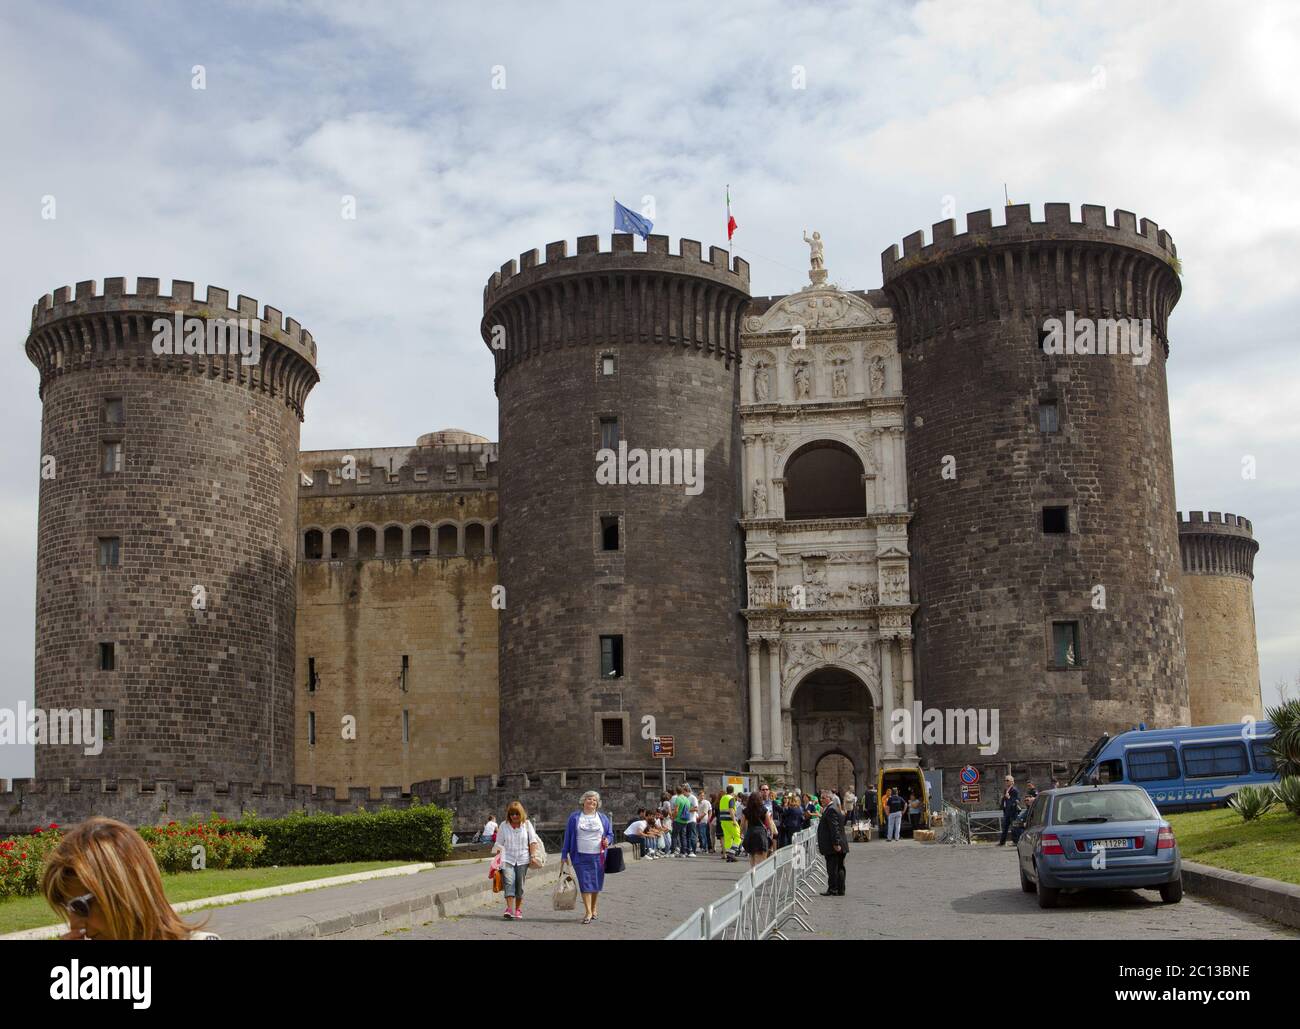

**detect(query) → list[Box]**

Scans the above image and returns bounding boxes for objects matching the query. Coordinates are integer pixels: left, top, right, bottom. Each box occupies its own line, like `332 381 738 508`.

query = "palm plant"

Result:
1228 785 1276 821
1264 698 1300 778
1273 776 1300 817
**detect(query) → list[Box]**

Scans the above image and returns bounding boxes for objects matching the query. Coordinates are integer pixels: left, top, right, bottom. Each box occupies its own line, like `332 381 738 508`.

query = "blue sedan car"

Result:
1016 784 1182 909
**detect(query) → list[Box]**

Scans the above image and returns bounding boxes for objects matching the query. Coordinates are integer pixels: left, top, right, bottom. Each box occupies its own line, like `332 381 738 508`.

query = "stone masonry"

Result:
1178 511 1262 725
24 279 317 784
882 205 1190 789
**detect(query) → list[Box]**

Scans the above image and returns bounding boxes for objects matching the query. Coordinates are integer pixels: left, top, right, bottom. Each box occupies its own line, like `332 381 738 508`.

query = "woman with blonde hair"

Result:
42 817 217 940
560 789 613 924
491 800 541 920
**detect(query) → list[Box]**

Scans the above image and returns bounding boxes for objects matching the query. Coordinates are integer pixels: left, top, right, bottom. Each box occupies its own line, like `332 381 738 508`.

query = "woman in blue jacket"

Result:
561 790 614 924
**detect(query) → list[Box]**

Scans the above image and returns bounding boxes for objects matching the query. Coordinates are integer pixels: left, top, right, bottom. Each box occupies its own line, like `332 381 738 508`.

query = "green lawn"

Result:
1167 807 1300 885
0 860 412 935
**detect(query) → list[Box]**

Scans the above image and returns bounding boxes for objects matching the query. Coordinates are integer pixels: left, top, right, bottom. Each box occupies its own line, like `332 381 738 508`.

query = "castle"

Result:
9 202 1264 831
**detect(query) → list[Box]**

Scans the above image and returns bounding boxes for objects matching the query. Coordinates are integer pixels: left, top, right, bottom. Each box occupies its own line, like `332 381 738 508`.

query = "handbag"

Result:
530 825 548 868
553 867 579 911
491 868 504 893
604 845 625 874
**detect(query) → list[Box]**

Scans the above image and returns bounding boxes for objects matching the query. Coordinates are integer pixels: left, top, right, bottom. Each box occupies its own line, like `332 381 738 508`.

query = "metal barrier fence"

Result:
936 804 971 845
664 826 822 940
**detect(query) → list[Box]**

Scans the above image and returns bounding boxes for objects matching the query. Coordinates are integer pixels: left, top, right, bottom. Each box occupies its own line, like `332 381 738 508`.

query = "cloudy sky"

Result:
1 0 1296 777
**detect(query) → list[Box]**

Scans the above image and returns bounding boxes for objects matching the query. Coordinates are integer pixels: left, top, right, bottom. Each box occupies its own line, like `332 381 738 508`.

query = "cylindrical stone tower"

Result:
26 278 319 782
482 234 749 772
881 204 1189 770
1178 510 1262 725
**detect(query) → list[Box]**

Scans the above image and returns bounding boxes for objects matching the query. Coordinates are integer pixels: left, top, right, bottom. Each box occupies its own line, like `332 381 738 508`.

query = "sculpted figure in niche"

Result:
754 365 770 402
832 365 849 398
752 481 768 516
793 363 811 399
869 356 886 395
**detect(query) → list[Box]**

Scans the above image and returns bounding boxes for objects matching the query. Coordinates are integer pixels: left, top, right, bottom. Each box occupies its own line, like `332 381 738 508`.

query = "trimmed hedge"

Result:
231 802 452 866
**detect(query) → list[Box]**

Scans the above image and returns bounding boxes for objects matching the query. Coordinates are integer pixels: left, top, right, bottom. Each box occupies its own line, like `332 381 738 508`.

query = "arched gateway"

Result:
792 666 877 796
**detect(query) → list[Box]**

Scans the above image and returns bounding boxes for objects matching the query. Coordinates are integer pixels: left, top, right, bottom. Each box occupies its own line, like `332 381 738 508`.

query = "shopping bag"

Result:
553 867 579 910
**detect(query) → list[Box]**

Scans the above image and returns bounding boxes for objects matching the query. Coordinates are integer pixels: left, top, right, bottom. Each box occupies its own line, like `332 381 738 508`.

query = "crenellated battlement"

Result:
299 441 499 495
1177 511 1259 579
24 277 319 418
484 233 749 308
1178 510 1254 537
29 277 318 364
481 234 751 382
881 203 1177 280
879 203 1182 351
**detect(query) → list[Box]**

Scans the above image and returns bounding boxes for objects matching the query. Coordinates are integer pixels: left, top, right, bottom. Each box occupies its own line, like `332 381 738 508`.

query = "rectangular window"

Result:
600 634 624 679
1051 621 1080 667
400 654 409 693
101 441 124 473
403 709 410 744
307 711 316 746
1127 747 1179 782
601 515 620 551
103 398 125 425
97 537 120 568
1095 759 1123 783
601 718 624 747
1038 400 1059 433
307 657 317 693
1042 506 1069 533
600 417 619 452
98 642 115 671
102 710 115 742
1183 741 1249 778
602 354 616 376
1251 739 1277 773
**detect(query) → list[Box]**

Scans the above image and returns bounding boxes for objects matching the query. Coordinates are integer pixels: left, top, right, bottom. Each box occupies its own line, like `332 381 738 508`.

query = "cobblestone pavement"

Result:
373 839 1297 940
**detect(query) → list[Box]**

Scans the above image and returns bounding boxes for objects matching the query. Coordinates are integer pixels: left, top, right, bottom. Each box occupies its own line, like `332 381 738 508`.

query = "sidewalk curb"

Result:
1181 860 1300 930
241 843 634 939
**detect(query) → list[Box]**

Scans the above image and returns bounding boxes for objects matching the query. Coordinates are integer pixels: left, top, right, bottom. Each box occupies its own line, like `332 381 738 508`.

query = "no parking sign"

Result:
960 765 979 786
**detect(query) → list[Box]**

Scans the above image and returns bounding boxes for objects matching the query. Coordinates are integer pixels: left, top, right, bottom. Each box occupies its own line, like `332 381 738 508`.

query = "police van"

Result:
1069 721 1279 812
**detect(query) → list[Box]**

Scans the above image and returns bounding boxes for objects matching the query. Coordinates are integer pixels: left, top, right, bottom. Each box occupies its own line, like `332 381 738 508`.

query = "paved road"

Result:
375 841 1298 940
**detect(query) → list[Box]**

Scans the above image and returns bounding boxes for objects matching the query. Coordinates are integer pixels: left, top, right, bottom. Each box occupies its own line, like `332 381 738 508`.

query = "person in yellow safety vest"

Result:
718 786 742 856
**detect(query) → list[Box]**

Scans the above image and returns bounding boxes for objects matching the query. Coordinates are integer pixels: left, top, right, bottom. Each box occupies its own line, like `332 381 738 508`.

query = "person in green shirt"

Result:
672 785 696 856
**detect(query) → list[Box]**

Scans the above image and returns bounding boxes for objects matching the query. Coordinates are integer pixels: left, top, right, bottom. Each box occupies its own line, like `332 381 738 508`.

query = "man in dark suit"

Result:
816 789 849 895
998 775 1021 846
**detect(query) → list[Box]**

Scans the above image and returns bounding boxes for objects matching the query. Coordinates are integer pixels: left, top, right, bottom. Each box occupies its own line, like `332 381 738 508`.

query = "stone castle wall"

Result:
295 443 501 791
883 205 1189 769
24 278 317 784
483 235 751 772
1178 511 1262 725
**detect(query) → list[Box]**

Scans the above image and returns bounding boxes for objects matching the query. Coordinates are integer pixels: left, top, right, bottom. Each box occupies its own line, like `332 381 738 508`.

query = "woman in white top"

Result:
560 790 614 924
491 801 540 919
481 816 498 844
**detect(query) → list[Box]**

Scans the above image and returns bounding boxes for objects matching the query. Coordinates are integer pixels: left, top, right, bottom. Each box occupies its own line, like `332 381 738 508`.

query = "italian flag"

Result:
726 185 738 242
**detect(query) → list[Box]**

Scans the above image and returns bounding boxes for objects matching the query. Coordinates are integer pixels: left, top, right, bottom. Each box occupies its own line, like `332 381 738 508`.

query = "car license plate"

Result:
1090 838 1131 849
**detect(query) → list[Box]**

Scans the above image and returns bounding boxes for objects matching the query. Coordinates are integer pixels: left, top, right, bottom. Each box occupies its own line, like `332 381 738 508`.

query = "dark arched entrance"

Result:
790 666 875 797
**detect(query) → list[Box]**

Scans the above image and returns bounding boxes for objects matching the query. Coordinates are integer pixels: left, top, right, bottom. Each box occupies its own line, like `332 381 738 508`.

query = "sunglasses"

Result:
66 892 95 918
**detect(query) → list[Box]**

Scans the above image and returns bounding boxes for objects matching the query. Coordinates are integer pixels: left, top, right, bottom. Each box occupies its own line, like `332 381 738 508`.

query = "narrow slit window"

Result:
98 642 115 671
601 516 620 551
600 417 619 452
1051 621 1081 667
101 441 124 473
600 634 624 679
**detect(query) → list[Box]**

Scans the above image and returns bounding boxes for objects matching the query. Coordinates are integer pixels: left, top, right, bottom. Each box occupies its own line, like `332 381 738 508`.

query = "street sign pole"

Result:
661 756 666 791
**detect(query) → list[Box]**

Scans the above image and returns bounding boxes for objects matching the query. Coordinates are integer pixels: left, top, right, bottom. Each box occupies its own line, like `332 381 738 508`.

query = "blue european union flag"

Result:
614 200 653 240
